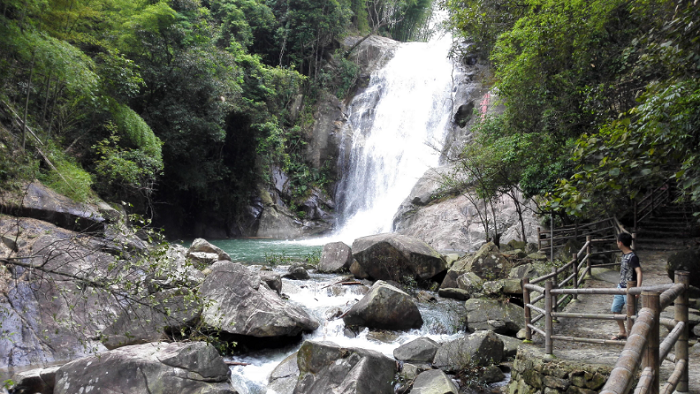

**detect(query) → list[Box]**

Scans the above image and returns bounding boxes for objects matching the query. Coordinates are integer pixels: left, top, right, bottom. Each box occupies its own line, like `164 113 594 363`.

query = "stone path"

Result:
527 249 700 393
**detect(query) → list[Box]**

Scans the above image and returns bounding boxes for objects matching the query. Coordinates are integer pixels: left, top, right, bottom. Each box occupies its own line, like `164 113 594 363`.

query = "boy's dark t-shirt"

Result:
619 251 641 288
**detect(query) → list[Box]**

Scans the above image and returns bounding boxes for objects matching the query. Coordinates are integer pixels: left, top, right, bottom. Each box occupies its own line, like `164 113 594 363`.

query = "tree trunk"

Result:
22 54 36 150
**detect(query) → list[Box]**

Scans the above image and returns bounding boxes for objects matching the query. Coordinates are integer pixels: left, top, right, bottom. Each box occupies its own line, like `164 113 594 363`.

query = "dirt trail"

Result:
529 249 699 393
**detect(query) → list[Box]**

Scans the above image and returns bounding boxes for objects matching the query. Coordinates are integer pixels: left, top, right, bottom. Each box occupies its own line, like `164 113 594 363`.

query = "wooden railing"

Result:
537 217 631 260
523 262 690 394
633 185 672 232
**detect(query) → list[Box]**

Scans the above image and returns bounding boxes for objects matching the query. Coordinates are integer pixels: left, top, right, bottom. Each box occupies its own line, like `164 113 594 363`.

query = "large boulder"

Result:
0 181 108 232
440 255 473 290
101 289 201 349
0 216 118 368
410 369 459 394
351 233 446 283
464 242 513 280
199 261 319 337
464 298 525 334
393 337 439 363
294 340 396 394
457 272 484 293
318 242 353 273
433 331 504 371
666 249 700 288
343 281 423 330
8 366 60 394
146 244 206 293
267 352 300 394
53 342 234 394
187 238 232 262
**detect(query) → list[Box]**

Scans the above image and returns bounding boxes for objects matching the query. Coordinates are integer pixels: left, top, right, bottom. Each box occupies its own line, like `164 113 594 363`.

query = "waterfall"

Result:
334 30 457 243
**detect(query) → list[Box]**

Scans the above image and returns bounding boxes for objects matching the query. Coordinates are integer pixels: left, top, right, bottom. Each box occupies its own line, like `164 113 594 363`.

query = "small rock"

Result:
438 288 471 300
483 365 506 383
393 337 440 363
482 280 504 296
284 265 310 280
410 369 459 394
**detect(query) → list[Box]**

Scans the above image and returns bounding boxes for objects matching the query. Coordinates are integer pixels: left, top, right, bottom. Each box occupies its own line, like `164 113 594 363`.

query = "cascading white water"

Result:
334 30 457 243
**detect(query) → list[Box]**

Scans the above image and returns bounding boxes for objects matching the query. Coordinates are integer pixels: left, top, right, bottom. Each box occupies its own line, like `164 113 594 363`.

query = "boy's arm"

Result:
635 266 643 287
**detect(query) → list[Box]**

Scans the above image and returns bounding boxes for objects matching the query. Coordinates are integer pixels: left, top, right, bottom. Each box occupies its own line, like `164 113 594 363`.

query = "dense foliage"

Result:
444 0 700 220
0 0 434 235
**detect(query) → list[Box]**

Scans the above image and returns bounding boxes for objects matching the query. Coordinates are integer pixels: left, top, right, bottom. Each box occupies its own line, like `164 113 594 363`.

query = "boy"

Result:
611 232 642 340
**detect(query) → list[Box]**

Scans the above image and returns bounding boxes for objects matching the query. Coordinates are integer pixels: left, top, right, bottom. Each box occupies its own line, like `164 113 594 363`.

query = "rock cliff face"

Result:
249 35 400 239
392 164 540 252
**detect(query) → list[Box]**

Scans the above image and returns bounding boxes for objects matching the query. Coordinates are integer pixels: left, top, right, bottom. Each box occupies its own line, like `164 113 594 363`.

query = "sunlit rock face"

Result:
199 261 319 338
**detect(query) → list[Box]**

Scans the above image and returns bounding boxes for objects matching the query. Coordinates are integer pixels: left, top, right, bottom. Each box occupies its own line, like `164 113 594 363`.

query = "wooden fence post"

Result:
550 213 554 262
538 227 542 251
642 291 660 394
523 277 532 342
572 252 579 300
634 201 638 232
551 266 558 314
586 236 592 278
675 271 689 393
626 280 636 337
632 233 636 251
545 280 553 356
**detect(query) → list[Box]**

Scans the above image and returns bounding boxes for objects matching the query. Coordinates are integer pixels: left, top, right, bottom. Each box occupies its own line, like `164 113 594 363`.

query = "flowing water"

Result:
223 266 466 394
215 25 478 393
332 29 457 244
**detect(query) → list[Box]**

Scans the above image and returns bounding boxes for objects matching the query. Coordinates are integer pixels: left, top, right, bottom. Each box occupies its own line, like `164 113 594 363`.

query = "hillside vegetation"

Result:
443 0 700 221
0 0 432 234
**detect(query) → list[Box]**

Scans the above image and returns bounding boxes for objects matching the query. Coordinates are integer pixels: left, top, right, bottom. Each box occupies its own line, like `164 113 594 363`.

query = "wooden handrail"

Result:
525 271 690 394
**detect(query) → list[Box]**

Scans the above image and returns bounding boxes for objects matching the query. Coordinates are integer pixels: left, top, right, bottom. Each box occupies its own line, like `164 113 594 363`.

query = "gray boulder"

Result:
433 331 504 371
508 263 543 280
393 337 439 363
439 254 474 289
482 365 506 383
200 261 319 337
268 352 300 394
0 181 106 232
351 233 446 283
54 342 234 394
464 298 525 334
188 238 232 261
285 265 311 280
8 366 60 394
350 260 370 279
482 280 504 296
294 340 396 394
260 270 283 294
437 288 471 301
101 289 201 349
188 252 220 267
666 249 700 288
496 334 521 358
457 272 483 293
318 242 353 273
343 281 423 330
146 244 206 293
464 242 512 280
410 369 459 394
0 216 117 368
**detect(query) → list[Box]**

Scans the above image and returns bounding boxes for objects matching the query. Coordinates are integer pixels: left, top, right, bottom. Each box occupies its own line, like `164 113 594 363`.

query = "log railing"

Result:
537 217 631 258
634 185 673 232
523 270 690 394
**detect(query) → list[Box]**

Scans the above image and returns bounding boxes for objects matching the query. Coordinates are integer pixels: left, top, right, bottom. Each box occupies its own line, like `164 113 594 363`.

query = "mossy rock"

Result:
666 249 700 288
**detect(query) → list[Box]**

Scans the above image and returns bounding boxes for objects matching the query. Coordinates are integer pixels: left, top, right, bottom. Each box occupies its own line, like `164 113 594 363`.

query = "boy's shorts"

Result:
611 294 625 313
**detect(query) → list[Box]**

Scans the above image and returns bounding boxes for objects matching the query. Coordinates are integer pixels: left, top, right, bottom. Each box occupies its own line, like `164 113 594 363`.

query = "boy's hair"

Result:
618 233 633 248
